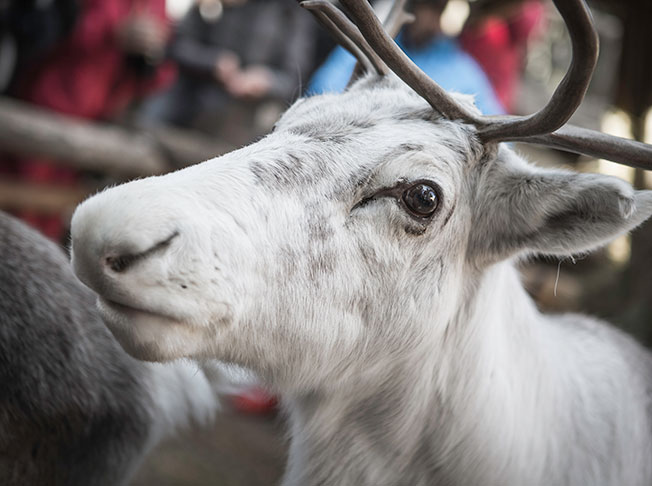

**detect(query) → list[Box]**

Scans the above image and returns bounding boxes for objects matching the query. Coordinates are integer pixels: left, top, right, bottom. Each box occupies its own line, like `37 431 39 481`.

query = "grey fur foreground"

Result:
0 212 218 486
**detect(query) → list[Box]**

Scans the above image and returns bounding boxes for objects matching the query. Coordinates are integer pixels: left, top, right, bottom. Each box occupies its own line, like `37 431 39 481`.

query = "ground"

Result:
131 411 287 486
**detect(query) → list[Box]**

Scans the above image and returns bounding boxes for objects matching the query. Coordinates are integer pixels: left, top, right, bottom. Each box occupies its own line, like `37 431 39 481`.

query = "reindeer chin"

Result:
96 297 213 362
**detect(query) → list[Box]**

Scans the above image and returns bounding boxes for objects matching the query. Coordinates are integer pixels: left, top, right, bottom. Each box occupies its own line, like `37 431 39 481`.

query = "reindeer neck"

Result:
281 262 559 485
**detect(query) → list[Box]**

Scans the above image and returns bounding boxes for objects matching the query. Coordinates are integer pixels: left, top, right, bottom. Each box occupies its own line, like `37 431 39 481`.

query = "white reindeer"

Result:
0 212 222 486
69 1 652 484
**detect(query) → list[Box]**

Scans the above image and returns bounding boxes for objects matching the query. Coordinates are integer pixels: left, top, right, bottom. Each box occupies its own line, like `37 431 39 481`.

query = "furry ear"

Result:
469 148 652 263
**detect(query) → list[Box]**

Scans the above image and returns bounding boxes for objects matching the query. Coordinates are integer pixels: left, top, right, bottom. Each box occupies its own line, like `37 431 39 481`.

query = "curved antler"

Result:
301 0 652 170
349 0 415 83
338 0 482 123
339 0 598 139
476 0 598 142
300 1 387 76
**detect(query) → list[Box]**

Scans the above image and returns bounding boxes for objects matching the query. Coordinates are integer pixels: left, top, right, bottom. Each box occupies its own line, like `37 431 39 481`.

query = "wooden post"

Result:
0 97 232 178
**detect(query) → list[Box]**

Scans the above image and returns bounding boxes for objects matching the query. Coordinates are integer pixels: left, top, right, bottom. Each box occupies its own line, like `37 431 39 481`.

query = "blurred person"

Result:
0 0 174 241
0 0 79 94
138 0 317 142
12 0 172 118
461 0 545 112
307 0 505 115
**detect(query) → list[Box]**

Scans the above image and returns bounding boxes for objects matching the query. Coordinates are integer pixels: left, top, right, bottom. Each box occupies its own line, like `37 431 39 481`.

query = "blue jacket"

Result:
307 34 505 115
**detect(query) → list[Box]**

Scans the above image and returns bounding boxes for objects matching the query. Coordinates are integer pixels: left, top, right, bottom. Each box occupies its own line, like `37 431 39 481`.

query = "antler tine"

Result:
300 1 388 76
338 0 482 123
477 0 599 142
522 125 652 171
383 0 414 38
350 0 415 83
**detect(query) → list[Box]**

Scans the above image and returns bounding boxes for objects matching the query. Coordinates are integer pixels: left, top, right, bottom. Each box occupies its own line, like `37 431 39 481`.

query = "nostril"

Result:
105 254 139 273
103 231 179 274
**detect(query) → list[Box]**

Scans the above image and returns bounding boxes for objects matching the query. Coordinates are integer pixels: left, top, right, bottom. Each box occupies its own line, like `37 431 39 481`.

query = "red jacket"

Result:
4 0 174 240
16 0 174 120
461 1 545 112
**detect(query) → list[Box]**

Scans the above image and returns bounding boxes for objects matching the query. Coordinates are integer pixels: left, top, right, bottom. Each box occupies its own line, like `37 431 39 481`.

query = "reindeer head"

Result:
71 0 652 392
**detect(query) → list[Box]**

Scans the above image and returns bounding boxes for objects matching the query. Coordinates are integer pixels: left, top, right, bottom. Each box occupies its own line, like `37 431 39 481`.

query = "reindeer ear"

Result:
471 149 652 262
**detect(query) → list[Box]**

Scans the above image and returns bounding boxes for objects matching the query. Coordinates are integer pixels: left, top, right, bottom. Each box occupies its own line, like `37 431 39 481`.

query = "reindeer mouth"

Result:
97 297 183 327
96 296 203 362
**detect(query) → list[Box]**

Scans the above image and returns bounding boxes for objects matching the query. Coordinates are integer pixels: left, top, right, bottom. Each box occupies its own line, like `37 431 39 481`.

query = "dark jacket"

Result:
170 0 315 101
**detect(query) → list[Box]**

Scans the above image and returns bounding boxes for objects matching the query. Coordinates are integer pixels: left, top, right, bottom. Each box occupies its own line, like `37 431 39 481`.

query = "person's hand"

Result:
225 65 273 100
214 51 240 84
116 15 168 60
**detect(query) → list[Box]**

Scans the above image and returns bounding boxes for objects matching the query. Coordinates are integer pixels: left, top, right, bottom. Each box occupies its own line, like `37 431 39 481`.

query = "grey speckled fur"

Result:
0 212 218 486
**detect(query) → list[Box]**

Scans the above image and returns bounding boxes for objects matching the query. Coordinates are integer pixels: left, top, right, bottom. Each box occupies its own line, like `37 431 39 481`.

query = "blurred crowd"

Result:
0 0 544 241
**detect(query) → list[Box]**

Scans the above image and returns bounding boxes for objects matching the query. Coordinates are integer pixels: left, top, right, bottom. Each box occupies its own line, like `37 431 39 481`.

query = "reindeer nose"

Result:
69 177 187 295
71 223 180 295
103 232 179 273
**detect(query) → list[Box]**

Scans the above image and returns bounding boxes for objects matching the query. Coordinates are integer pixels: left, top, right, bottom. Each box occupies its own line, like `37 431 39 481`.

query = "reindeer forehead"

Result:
248 83 476 193
278 78 448 130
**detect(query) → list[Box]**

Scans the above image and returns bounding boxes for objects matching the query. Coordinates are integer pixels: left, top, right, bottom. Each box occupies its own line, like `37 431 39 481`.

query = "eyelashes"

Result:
352 179 443 221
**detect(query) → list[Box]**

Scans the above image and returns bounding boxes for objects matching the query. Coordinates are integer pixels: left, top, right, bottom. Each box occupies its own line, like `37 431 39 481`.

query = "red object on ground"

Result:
229 387 279 415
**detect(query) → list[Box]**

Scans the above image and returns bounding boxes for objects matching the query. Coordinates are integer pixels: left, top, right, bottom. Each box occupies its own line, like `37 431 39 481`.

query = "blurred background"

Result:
0 0 650 484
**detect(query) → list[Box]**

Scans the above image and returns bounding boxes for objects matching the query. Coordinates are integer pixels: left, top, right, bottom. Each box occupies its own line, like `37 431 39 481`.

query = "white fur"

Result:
70 76 652 485
145 360 220 444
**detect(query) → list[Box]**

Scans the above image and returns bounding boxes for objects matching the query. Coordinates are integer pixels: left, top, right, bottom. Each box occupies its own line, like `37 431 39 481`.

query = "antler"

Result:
339 0 597 138
381 0 414 38
337 0 482 123
301 1 387 76
475 0 598 141
301 0 414 83
522 125 652 170
301 0 652 170
349 0 414 82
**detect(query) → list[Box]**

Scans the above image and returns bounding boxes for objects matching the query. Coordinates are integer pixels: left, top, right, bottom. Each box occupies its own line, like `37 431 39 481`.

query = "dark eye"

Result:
402 183 439 217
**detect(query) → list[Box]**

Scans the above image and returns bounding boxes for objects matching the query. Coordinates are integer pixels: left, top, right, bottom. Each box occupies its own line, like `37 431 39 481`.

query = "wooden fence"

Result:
0 97 232 213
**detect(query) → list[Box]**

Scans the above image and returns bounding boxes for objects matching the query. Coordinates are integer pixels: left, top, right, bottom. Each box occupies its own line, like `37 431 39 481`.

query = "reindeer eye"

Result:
402 183 439 217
